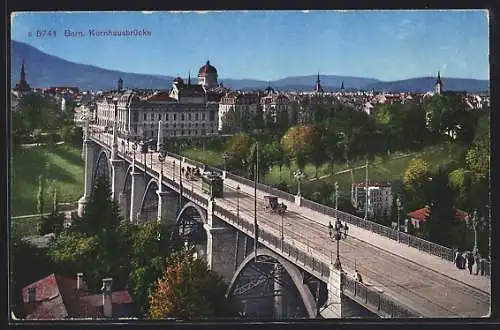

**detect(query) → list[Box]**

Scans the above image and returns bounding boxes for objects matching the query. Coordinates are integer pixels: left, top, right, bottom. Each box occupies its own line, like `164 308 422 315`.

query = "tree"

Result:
424 167 457 246
70 175 122 237
281 125 317 170
128 222 182 316
308 125 326 178
465 137 489 180
225 133 254 171
148 246 235 319
48 232 100 283
403 158 430 190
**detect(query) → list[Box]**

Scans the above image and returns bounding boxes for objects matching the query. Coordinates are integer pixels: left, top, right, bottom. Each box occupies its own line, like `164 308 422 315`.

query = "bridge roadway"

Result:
92 132 490 317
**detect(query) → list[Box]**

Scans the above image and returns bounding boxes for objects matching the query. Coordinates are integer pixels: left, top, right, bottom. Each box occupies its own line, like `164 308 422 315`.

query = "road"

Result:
93 131 491 318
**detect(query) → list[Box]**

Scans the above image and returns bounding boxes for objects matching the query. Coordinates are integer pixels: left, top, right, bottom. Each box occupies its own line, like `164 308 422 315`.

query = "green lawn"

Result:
298 142 466 199
11 144 84 217
182 148 225 167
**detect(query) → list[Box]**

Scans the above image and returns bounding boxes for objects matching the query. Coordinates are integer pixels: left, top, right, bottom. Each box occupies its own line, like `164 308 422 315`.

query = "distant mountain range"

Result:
11 40 489 93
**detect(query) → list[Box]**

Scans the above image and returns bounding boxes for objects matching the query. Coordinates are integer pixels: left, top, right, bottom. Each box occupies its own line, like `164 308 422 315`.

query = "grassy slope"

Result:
11 144 84 217
184 142 466 200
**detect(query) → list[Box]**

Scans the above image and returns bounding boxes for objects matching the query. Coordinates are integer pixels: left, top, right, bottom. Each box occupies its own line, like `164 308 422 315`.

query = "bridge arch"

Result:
175 201 207 225
138 178 159 222
92 149 111 187
226 248 317 318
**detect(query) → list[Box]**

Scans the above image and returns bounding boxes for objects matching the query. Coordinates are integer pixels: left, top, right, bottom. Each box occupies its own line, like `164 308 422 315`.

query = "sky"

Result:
11 10 489 81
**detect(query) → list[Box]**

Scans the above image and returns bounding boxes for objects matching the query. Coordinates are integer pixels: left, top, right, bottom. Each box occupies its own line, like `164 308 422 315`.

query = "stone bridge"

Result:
76 127 490 319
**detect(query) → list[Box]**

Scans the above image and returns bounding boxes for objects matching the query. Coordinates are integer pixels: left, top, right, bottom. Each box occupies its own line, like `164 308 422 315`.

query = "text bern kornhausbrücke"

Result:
64 29 152 37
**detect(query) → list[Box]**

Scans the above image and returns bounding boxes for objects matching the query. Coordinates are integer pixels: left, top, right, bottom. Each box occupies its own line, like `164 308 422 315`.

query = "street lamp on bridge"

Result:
158 151 166 183
293 169 305 197
331 219 349 270
236 185 240 224
131 141 138 168
396 195 403 242
471 210 479 257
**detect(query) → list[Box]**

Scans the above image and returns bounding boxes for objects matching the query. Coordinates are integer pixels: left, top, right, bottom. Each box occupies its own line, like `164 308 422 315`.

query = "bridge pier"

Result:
157 189 178 224
78 139 97 217
129 169 146 223
319 266 343 318
204 200 241 283
273 264 285 319
110 159 126 201
119 192 129 220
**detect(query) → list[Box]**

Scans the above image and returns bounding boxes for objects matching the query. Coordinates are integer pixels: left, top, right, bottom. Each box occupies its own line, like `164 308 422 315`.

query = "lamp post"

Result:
173 161 176 182
396 195 402 242
236 185 240 224
332 219 349 270
132 141 138 168
281 209 284 250
293 169 305 196
334 181 339 220
471 210 479 256
159 152 166 182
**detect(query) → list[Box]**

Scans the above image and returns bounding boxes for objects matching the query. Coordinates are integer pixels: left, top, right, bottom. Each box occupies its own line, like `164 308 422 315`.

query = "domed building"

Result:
198 60 218 89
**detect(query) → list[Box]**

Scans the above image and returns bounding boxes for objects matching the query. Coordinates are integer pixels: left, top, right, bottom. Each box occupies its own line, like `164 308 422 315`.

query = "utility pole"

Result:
364 158 369 220
254 141 259 262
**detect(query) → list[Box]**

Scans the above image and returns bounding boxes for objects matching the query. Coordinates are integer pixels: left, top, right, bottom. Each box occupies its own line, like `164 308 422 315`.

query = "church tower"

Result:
313 72 324 94
435 71 443 95
15 59 31 93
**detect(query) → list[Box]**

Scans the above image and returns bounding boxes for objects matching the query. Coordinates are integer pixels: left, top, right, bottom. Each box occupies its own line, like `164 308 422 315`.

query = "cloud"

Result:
142 11 155 14
302 10 310 13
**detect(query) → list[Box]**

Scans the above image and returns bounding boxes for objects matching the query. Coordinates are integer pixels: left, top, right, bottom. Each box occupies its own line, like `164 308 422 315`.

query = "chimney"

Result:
77 273 83 290
28 287 36 303
101 278 113 318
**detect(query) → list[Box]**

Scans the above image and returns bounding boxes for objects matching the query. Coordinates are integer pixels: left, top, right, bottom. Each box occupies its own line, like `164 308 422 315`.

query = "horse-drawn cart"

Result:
263 195 287 215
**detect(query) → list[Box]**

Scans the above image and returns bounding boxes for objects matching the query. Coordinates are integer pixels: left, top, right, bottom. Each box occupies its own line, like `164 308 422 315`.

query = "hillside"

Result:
11 40 489 93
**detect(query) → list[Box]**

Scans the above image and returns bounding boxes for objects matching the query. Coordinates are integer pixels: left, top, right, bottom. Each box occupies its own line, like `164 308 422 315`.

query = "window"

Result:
195 113 199 120
144 113 147 121
209 110 215 121
202 113 206 120
173 114 177 121
181 113 185 121
159 114 162 121
151 113 154 121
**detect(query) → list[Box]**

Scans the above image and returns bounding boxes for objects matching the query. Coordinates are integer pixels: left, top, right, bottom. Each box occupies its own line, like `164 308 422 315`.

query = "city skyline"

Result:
11 10 489 81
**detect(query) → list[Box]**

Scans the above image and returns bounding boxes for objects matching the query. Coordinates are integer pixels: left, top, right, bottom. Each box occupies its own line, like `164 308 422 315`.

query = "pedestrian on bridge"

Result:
328 221 333 238
466 252 475 275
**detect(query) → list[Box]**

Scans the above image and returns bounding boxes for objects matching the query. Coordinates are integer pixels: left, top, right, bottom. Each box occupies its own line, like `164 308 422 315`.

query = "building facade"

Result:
351 183 393 218
218 92 260 131
94 70 219 140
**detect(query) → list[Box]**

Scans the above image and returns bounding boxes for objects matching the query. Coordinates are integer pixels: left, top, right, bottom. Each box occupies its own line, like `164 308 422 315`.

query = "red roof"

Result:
407 207 469 223
22 274 134 319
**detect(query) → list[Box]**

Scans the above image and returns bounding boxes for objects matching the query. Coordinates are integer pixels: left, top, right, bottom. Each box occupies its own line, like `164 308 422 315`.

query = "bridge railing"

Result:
341 273 420 318
300 197 457 263
92 137 489 277
225 172 296 203
213 203 331 280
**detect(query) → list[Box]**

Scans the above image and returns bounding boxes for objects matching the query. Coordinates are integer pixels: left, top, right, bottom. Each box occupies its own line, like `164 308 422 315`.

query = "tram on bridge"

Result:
201 172 224 198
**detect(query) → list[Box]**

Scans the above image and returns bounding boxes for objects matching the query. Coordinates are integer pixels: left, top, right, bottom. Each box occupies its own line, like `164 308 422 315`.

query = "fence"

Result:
94 136 490 278
213 203 330 280
341 274 420 318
